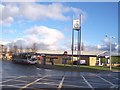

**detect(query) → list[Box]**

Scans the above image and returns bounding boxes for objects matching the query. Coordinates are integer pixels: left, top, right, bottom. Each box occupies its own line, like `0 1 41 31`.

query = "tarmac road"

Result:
0 60 119 90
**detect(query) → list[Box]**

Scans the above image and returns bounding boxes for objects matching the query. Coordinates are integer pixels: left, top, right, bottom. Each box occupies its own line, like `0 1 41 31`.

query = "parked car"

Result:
73 60 86 65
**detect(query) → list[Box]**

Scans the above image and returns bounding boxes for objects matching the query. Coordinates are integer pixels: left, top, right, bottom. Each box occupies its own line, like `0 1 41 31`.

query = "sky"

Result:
0 1 119 52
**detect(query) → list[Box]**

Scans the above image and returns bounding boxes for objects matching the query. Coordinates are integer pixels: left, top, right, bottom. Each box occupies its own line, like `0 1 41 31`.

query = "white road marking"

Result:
18 75 48 90
42 78 59 82
10 84 27 86
36 68 41 70
112 77 120 80
4 76 17 78
1 84 26 86
36 82 58 86
81 75 94 90
1 84 22 88
111 85 119 88
97 75 116 88
63 84 88 88
107 74 120 80
13 80 28 83
58 76 65 89
45 69 52 71
1 76 22 84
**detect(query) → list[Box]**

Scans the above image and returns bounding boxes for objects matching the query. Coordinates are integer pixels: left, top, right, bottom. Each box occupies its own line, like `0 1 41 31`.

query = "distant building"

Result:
1 48 119 67
0 44 7 59
37 50 105 66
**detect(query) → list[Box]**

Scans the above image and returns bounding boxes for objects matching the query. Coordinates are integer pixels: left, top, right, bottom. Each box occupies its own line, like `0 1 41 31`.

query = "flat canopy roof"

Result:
37 50 106 56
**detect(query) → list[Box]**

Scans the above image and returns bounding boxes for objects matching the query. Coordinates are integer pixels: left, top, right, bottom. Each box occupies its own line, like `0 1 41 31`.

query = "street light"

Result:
105 35 115 71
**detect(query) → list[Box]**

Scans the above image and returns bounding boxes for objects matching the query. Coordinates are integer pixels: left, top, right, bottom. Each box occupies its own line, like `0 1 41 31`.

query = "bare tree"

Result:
0 44 4 53
8 44 13 56
4 47 7 54
0 45 4 59
13 44 18 53
32 43 37 53
0 45 8 60
19 45 23 53
81 42 85 51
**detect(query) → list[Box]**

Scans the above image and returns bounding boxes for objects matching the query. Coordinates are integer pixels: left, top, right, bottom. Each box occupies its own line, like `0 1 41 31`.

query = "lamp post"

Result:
105 35 115 71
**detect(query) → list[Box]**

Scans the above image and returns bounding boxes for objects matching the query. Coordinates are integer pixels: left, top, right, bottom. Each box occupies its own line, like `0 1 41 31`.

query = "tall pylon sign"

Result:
71 14 82 66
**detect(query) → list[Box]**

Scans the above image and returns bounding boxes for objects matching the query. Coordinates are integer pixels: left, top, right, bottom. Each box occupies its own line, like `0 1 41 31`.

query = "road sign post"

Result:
63 51 68 66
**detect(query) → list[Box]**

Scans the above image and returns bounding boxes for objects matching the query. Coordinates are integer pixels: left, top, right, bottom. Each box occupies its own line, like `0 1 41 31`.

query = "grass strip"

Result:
54 64 120 71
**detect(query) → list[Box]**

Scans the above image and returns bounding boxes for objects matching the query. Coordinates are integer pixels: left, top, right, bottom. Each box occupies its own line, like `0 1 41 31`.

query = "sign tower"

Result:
71 14 82 66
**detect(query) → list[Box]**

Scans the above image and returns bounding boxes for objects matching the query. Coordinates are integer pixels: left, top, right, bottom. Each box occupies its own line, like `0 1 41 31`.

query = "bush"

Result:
100 56 120 64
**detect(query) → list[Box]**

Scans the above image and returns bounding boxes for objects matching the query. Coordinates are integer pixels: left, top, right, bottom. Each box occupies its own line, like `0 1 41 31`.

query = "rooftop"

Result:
37 50 106 56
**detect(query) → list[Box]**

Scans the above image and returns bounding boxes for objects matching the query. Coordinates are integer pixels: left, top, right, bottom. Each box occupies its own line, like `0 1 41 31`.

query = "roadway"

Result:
0 60 120 90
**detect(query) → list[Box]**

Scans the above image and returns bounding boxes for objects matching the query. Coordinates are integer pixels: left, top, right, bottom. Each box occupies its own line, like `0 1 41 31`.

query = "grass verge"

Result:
54 64 120 72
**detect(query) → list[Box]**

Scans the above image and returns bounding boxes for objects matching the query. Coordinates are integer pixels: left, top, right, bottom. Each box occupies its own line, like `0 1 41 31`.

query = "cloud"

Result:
2 29 16 34
0 40 10 45
5 26 64 50
74 38 118 52
1 3 85 26
25 26 64 47
2 0 37 2
97 38 118 51
20 3 70 21
84 44 98 51
0 3 19 26
75 38 118 52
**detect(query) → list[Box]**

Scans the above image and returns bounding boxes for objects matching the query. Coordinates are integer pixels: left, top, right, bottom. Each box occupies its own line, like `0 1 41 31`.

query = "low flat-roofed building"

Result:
37 50 106 66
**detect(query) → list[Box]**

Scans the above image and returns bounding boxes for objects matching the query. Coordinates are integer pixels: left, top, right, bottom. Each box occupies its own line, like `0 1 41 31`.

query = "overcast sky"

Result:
1 1 119 52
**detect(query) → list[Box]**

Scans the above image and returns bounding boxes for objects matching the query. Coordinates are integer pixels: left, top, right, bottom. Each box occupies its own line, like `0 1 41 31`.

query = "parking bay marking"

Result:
18 75 48 90
58 75 65 89
13 80 28 83
113 77 120 80
2 84 23 88
36 82 58 86
81 75 94 90
1 76 23 84
96 75 117 88
62 84 87 88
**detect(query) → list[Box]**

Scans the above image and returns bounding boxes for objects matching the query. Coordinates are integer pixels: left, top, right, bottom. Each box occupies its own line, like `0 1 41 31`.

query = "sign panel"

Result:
73 19 80 30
